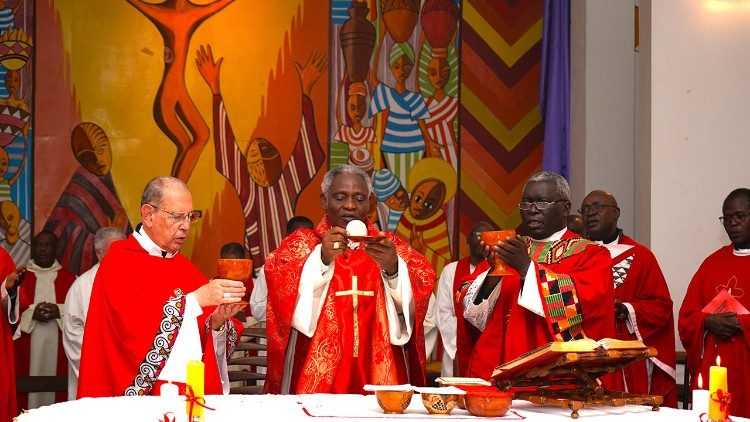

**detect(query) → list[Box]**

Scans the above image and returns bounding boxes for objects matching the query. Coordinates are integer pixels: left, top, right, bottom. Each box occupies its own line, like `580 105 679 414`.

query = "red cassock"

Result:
264 216 435 394
611 235 676 407
77 235 243 398
451 257 490 377
467 230 616 378
678 245 750 418
0 248 16 422
15 265 75 410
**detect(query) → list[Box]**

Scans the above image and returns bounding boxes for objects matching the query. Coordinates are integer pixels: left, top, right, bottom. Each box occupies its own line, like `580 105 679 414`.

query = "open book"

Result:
491 338 647 381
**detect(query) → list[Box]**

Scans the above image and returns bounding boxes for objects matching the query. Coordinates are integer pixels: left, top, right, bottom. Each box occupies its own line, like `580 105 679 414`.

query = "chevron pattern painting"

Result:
457 0 543 256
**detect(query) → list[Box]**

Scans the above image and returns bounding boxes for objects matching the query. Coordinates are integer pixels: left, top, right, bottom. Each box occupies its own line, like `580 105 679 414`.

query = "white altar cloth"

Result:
16 394 746 421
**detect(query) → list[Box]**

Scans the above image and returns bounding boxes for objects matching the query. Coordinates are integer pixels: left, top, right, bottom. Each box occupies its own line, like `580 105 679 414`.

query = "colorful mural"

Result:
0 0 32 266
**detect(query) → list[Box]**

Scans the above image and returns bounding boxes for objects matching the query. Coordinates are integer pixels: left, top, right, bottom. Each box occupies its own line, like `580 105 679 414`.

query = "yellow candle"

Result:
186 360 205 421
708 356 728 421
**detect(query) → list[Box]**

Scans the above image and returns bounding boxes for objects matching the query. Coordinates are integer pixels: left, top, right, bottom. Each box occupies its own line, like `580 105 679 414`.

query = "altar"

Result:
16 394 748 422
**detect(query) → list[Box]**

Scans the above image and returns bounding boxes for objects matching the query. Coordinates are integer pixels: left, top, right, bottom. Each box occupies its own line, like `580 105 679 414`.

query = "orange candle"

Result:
186 360 205 421
708 356 728 421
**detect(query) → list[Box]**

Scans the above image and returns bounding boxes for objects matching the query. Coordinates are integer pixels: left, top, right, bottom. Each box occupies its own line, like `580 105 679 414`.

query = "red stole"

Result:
0 249 16 422
264 216 435 394
451 257 489 376
15 267 76 409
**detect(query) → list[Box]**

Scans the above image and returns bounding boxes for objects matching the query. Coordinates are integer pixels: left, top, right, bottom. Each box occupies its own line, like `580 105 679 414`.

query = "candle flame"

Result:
698 373 703 389
717 356 722 367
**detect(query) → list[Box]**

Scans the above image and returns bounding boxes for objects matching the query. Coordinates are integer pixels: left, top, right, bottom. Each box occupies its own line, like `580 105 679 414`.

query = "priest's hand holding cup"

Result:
363 235 398 276
496 235 531 275
194 278 246 307
209 303 245 331
321 227 348 265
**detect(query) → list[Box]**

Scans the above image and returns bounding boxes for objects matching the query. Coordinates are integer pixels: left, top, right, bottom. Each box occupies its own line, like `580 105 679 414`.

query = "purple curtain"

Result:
539 0 570 179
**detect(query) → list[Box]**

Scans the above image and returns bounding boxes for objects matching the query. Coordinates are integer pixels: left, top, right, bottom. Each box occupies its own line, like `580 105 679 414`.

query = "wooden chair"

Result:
228 324 267 395
675 351 690 409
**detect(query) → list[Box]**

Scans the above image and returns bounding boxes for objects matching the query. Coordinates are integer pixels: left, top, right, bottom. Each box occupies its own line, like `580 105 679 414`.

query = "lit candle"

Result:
160 381 181 421
186 360 205 422
708 356 728 421
160 381 179 397
692 373 709 415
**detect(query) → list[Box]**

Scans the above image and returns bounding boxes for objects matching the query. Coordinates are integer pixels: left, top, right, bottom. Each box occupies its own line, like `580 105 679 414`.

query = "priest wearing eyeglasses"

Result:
679 188 750 418
464 171 615 378
77 176 246 398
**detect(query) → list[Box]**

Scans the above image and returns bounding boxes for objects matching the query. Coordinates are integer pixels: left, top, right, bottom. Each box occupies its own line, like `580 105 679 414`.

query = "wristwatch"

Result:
212 321 226 332
381 269 398 282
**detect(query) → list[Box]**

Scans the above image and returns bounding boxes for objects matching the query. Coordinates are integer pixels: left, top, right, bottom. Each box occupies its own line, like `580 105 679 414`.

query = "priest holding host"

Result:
77 176 246 398
263 165 435 394
581 190 677 407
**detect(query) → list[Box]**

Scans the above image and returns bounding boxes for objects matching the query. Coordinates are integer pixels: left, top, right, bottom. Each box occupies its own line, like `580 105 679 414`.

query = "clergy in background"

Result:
1 248 18 422
62 227 126 400
264 165 435 394
581 190 676 407
77 177 245 398
466 171 615 375
679 188 750 418
435 221 494 377
14 231 76 410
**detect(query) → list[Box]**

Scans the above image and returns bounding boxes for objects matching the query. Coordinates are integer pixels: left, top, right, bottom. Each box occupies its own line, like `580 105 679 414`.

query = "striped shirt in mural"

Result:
425 96 459 169
212 94 325 267
0 218 29 265
395 209 452 277
369 83 430 153
376 202 404 233
44 168 132 275
333 125 376 151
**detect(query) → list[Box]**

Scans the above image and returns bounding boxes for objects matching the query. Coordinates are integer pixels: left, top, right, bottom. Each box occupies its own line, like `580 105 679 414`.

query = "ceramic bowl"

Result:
420 392 459 415
216 258 252 281
464 391 513 417
375 390 414 414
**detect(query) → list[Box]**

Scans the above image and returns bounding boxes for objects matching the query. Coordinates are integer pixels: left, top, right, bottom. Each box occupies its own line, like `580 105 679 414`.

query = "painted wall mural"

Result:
30 0 545 279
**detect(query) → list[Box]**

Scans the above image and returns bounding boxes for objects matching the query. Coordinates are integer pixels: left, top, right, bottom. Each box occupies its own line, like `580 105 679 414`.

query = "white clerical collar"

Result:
595 236 620 246
734 247 750 257
133 224 178 259
27 259 62 273
532 227 568 243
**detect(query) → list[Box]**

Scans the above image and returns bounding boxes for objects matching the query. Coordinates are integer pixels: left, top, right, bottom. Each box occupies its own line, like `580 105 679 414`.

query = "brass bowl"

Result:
464 391 513 417
375 390 414 414
420 392 459 415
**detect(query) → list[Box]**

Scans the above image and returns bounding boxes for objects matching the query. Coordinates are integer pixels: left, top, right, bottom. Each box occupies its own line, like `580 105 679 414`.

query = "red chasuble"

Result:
15 265 75 409
264 216 435 394
678 246 750 418
0 248 16 422
77 235 242 398
611 235 676 407
451 257 490 377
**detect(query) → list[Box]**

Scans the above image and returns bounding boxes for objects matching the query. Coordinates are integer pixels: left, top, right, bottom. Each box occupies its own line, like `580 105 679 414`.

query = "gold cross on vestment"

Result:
717 276 745 299
335 276 374 357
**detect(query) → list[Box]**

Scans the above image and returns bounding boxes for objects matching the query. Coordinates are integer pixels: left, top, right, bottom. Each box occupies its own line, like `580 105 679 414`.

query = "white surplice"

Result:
62 264 99 400
435 261 459 377
249 266 267 322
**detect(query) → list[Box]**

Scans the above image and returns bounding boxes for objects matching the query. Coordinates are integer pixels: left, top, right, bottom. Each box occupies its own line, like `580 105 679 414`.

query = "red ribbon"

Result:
711 389 732 420
185 385 216 421
158 413 175 422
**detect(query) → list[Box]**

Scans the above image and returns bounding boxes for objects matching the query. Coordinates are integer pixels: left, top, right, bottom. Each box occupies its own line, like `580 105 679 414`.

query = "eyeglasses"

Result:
719 212 750 225
578 203 617 215
149 204 203 224
519 200 566 211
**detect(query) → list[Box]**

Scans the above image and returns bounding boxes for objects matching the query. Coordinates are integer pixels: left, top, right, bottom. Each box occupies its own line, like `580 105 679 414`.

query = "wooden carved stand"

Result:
494 348 663 419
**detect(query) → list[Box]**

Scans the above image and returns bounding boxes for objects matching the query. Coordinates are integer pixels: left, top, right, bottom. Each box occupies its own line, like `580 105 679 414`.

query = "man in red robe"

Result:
78 177 246 398
679 188 750 418
435 221 493 377
264 165 435 394
1 248 18 422
466 172 615 378
14 231 76 410
581 190 676 406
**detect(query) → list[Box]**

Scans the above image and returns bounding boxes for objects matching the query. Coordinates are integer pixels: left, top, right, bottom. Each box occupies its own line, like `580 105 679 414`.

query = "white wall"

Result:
649 0 750 349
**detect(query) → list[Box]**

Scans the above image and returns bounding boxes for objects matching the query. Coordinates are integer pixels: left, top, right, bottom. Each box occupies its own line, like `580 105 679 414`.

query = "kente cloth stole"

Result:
124 289 187 396
528 238 593 341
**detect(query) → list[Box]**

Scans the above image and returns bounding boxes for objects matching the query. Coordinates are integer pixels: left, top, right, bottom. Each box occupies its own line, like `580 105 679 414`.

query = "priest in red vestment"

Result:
14 231 76 410
466 172 615 378
264 165 435 394
435 221 493 377
582 190 676 407
78 177 246 398
679 188 750 418
1 248 18 422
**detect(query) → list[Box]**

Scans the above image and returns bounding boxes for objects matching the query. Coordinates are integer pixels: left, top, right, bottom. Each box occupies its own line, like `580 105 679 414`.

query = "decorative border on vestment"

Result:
124 289 186 396
204 317 239 361
539 271 585 341
528 238 594 265
612 254 634 289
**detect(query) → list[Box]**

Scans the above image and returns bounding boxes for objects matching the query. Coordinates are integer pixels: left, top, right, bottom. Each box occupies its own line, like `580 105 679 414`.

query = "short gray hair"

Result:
94 227 126 252
320 165 373 197
141 176 188 206
525 171 571 201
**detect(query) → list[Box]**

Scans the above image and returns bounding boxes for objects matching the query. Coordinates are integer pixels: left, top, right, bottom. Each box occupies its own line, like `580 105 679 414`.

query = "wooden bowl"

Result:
216 258 252 280
464 391 513 417
375 390 413 414
420 392 459 415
